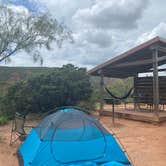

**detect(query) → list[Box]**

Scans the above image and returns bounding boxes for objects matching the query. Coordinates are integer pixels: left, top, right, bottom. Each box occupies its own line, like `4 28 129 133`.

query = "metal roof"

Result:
88 36 166 78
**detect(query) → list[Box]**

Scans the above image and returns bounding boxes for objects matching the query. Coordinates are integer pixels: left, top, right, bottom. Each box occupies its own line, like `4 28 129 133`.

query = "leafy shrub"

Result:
77 98 95 112
105 77 133 103
0 114 9 125
2 64 93 115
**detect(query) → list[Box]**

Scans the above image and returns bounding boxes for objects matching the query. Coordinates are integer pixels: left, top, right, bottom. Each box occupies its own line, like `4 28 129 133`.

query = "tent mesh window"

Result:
34 108 109 142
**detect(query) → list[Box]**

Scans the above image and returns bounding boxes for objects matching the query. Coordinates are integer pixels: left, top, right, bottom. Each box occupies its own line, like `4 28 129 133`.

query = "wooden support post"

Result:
134 74 138 111
152 48 159 120
112 101 115 124
99 71 104 115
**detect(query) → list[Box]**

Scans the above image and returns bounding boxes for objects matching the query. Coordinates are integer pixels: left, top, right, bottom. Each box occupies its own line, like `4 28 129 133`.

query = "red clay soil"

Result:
0 118 166 166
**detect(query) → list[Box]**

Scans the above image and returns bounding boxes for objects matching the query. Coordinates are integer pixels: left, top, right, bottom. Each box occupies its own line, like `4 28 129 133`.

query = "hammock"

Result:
105 87 133 100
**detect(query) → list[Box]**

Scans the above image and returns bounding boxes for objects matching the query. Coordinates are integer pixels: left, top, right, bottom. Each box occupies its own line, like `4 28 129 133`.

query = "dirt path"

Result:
0 122 18 166
101 117 166 166
0 118 166 166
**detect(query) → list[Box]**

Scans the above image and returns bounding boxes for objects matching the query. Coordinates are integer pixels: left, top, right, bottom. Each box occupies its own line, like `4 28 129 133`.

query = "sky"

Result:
0 0 166 69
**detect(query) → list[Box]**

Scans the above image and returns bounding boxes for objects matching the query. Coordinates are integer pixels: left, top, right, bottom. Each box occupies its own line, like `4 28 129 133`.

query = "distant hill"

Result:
0 66 133 98
0 66 56 95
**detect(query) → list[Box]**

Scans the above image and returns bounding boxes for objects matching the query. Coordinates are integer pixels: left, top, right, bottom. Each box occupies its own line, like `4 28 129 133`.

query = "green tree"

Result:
107 78 133 97
0 5 72 63
2 64 92 115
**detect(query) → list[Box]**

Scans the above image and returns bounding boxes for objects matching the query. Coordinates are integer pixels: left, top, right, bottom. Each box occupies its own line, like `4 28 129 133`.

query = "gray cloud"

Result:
73 0 149 30
137 22 166 44
38 0 94 27
84 30 112 48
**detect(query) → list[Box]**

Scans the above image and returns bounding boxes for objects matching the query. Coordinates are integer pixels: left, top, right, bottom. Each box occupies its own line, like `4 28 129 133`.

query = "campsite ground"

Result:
0 117 166 166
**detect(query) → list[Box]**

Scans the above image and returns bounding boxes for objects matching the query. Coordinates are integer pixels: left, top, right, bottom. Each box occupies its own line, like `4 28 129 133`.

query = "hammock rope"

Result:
105 87 133 100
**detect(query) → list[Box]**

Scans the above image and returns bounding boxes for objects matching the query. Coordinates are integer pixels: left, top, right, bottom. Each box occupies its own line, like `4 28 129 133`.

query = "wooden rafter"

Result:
109 56 166 68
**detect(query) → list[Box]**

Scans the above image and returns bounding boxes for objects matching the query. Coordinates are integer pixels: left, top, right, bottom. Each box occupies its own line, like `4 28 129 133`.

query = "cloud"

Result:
84 30 112 48
38 0 94 26
1 0 166 69
137 22 166 44
4 0 45 13
7 4 29 14
73 0 149 30
73 29 112 49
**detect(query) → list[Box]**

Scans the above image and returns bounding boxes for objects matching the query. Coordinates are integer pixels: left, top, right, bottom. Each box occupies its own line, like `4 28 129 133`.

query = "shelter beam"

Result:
109 56 166 69
158 46 166 53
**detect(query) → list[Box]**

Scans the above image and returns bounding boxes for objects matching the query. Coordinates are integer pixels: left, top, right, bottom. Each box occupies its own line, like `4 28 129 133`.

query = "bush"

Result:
0 114 9 125
105 77 133 103
77 98 96 112
77 87 101 111
2 64 93 115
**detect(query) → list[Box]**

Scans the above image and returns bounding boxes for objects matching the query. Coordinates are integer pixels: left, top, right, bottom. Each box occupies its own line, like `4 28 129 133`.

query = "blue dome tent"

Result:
17 107 132 166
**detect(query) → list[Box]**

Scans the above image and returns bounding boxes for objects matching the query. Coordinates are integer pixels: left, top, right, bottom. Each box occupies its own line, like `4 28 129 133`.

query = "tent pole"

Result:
152 48 159 121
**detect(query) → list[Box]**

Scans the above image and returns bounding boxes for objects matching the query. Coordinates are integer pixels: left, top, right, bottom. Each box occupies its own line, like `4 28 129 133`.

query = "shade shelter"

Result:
88 36 166 122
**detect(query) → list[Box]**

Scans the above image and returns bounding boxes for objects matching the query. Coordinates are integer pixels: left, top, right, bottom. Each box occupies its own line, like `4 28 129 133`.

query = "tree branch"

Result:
0 47 18 62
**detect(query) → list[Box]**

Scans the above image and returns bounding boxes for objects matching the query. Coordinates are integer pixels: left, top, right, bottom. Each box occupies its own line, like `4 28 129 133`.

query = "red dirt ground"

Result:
0 118 166 166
